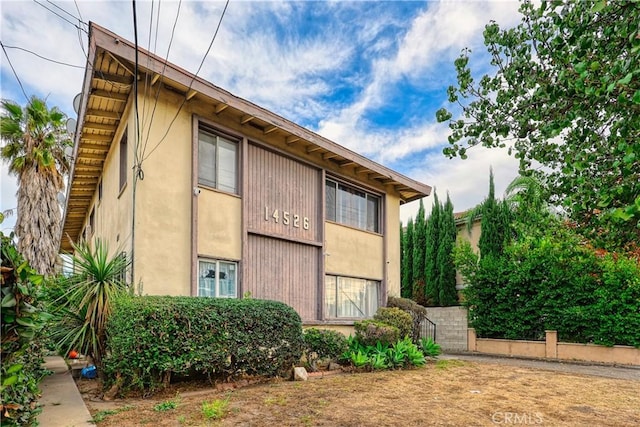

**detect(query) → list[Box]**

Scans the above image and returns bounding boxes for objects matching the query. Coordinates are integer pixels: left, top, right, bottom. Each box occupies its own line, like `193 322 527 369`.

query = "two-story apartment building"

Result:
60 23 431 329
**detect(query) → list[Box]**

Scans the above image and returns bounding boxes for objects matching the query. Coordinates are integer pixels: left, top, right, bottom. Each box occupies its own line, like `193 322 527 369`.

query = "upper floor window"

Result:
325 179 380 232
119 128 127 191
198 126 238 194
198 259 237 298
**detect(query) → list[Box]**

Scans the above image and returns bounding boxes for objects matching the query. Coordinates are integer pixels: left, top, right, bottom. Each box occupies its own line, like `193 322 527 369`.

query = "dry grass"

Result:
82 360 640 426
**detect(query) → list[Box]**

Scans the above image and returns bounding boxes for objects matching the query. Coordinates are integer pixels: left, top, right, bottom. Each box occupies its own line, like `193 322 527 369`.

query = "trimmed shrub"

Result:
387 296 429 343
103 296 303 395
374 307 412 339
354 320 399 347
303 328 348 362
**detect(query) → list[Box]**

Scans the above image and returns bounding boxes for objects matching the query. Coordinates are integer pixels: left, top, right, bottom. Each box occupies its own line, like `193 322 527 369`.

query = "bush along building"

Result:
60 23 431 332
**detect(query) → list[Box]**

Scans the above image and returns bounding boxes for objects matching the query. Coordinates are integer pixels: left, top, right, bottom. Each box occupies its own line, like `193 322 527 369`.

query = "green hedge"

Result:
459 232 640 347
103 296 303 395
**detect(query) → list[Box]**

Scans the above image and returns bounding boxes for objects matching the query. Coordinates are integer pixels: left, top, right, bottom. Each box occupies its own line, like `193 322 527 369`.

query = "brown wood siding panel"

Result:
247 144 319 243
246 235 318 321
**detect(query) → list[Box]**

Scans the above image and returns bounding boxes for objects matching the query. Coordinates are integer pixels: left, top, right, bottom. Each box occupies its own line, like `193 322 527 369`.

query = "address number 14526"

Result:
264 206 309 230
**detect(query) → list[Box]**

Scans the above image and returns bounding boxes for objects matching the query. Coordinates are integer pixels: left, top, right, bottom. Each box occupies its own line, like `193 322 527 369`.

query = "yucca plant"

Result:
50 239 130 370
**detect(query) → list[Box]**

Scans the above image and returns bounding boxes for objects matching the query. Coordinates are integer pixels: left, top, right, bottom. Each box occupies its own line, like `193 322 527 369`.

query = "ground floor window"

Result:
324 275 379 319
198 259 237 298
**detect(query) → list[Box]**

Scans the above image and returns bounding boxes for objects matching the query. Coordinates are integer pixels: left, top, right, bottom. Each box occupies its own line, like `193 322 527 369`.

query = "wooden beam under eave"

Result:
80 143 110 152
240 115 254 125
214 103 228 114
105 51 134 76
323 152 339 161
85 109 120 120
77 152 107 161
339 160 357 168
81 134 113 143
354 167 370 175
93 72 133 86
306 145 323 154
186 89 198 101
286 135 301 145
150 73 161 86
264 125 278 135
90 90 129 102
84 122 116 132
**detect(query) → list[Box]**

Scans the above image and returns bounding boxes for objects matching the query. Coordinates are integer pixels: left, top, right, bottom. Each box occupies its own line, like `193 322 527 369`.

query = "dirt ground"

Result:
79 359 640 426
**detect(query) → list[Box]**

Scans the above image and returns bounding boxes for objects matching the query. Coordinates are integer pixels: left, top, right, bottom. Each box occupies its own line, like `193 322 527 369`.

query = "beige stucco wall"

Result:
197 190 242 260
385 194 401 298
132 92 192 296
82 100 133 261
325 222 383 280
456 218 481 286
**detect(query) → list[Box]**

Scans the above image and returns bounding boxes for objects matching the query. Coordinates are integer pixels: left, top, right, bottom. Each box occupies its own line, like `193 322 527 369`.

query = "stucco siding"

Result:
324 222 383 280
197 190 242 260
134 93 192 295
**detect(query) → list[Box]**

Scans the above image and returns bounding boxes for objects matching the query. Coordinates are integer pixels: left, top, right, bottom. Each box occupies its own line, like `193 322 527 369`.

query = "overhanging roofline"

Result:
60 22 432 251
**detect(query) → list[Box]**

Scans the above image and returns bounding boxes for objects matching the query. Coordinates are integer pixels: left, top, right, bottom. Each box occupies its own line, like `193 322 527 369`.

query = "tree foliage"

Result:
436 0 640 251
412 200 427 305
424 193 440 304
1 230 50 426
436 194 458 306
401 218 414 299
0 96 72 275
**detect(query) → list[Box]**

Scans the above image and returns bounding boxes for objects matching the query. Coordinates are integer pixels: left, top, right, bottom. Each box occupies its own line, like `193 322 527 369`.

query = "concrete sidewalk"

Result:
38 356 95 427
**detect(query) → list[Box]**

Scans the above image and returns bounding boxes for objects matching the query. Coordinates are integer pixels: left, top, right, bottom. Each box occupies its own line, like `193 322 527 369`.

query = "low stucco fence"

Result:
468 329 640 366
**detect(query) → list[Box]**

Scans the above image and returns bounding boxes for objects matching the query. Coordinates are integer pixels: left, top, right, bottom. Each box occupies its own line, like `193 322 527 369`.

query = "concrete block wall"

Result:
425 306 468 351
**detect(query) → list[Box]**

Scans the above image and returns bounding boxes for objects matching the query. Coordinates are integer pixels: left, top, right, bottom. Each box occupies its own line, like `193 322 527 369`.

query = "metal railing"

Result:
419 317 437 342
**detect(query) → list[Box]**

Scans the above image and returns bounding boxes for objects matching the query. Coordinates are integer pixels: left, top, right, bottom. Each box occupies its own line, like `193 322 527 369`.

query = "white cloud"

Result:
400 145 521 224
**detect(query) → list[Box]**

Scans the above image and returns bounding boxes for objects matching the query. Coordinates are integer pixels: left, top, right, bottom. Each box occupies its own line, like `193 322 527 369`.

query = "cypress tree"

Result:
479 169 504 259
424 192 440 305
412 200 427 305
478 169 516 260
401 218 414 298
436 193 458 306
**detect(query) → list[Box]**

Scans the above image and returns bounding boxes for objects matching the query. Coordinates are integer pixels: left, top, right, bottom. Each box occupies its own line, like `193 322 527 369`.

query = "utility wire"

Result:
1 42 29 102
45 0 87 28
138 0 182 159
32 0 87 33
0 43 84 68
141 0 230 162
130 0 141 298
73 0 87 30
139 0 157 140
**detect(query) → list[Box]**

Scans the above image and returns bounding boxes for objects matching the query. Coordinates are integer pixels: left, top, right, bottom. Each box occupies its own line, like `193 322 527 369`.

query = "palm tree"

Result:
0 96 72 275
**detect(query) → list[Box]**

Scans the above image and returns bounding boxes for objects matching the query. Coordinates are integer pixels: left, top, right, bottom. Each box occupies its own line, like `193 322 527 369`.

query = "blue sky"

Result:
1 0 524 233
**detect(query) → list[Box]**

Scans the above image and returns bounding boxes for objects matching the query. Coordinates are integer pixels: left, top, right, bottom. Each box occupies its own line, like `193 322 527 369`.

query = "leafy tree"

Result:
436 194 458 306
424 193 440 305
412 200 427 304
401 218 414 299
0 97 72 275
436 0 640 251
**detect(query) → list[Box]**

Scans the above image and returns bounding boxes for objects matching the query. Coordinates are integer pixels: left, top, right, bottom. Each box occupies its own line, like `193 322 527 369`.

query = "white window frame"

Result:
198 125 239 194
198 259 238 298
324 275 380 319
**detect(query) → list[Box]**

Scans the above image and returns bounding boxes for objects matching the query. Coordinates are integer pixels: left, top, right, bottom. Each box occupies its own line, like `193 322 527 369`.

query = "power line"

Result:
142 0 230 162
32 0 87 33
73 0 87 30
138 0 182 159
45 0 87 28
1 42 29 102
0 42 84 69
